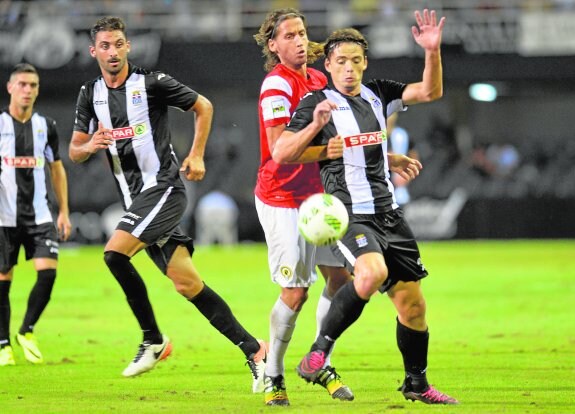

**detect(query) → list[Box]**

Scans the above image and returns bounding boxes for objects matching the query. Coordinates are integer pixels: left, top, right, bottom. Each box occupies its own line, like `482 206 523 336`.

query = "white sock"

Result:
315 287 335 367
265 297 299 378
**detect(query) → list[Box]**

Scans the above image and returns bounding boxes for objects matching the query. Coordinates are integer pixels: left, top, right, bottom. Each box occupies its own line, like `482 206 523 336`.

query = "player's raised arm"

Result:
402 9 445 105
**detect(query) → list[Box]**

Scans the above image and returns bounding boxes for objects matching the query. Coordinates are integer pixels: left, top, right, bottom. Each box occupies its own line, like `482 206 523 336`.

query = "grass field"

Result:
1 240 574 413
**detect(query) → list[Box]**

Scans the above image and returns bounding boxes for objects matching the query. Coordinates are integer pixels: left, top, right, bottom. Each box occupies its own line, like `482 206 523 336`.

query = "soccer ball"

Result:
298 193 349 246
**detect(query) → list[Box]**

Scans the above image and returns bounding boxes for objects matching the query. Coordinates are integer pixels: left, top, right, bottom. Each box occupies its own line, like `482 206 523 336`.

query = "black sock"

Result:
104 251 162 344
396 318 429 392
190 284 259 358
19 269 56 335
0 280 11 347
312 280 368 353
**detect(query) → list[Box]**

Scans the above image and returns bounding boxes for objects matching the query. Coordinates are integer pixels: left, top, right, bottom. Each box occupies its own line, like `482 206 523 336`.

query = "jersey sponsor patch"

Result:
344 131 386 148
2 156 45 168
271 99 288 118
111 123 147 140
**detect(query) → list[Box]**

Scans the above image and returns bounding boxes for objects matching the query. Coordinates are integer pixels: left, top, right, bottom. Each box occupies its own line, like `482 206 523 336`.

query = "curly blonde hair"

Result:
253 8 324 72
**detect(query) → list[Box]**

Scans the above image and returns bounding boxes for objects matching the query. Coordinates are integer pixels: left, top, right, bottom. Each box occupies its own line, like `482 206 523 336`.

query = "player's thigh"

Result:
165 245 202 285
0 226 20 275
116 185 187 246
32 257 58 271
25 223 59 261
255 197 317 287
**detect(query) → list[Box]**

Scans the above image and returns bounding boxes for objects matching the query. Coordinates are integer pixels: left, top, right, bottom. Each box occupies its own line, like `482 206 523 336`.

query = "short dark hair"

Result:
324 28 369 58
11 63 38 78
90 16 127 44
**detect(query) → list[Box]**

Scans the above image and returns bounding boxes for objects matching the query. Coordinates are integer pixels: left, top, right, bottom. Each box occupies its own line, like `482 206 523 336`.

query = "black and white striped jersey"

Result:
0 110 60 227
73 64 198 210
286 79 407 215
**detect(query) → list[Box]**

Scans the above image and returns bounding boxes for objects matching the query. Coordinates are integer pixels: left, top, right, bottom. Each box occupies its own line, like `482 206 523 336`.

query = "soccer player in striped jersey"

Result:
253 9 354 405
0 63 71 366
69 17 266 387
274 10 458 405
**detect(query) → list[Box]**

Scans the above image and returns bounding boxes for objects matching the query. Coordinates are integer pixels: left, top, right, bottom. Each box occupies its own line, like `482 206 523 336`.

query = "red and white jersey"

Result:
255 64 327 208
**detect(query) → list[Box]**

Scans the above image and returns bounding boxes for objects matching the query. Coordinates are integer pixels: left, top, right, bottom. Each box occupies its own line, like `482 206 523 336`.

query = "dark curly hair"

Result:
253 8 324 72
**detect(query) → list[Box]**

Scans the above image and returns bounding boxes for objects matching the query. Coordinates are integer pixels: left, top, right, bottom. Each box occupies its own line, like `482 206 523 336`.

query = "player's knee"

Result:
281 287 308 311
321 267 352 296
104 250 128 270
355 263 387 293
398 298 427 326
36 269 56 297
169 271 203 299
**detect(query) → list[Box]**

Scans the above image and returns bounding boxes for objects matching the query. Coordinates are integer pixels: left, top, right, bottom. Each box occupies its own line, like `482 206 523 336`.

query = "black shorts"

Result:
0 223 59 273
116 185 194 274
332 209 428 293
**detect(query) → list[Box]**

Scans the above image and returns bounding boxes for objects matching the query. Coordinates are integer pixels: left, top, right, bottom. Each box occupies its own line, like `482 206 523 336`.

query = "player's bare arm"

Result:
402 9 445 105
388 153 423 182
293 135 344 164
180 94 213 181
69 121 113 163
48 160 71 241
272 99 337 164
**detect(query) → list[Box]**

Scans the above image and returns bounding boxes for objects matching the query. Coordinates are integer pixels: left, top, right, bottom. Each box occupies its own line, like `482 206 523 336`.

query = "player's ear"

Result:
268 38 276 53
89 45 96 58
126 40 131 53
324 57 331 73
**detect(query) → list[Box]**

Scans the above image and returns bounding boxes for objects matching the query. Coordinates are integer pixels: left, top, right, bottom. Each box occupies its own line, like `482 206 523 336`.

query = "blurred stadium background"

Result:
2 0 574 244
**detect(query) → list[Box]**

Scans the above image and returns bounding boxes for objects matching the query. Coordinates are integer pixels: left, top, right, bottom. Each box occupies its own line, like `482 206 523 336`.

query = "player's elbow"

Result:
271 146 292 164
68 148 88 164
423 86 443 102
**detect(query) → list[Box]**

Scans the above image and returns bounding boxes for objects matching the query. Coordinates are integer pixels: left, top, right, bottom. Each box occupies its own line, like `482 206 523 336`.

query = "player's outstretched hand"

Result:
412 9 445 51
388 153 422 182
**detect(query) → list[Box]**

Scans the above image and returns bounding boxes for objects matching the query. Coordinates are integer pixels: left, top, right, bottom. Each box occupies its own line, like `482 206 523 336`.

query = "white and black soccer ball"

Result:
298 193 349 246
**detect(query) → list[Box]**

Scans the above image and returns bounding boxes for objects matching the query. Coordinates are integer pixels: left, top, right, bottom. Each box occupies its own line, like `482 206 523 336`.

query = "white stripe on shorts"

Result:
133 186 173 238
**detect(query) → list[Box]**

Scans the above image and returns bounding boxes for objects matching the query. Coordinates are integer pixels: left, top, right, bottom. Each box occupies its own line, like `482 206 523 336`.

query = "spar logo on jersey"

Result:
132 90 143 105
2 156 45 168
111 123 147 140
344 131 386 148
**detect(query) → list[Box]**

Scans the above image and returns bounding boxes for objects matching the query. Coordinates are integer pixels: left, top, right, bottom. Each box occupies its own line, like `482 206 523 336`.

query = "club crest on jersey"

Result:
368 96 382 108
2 156 45 168
132 90 143 105
355 234 368 248
344 131 386 148
111 123 147 140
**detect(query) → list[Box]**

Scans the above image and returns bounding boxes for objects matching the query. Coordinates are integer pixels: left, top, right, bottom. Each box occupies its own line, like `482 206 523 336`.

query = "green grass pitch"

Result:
1 240 574 413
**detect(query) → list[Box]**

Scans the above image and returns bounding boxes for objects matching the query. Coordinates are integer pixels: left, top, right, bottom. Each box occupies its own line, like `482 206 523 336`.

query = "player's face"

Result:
325 42 368 96
7 72 39 109
268 17 309 71
90 30 130 76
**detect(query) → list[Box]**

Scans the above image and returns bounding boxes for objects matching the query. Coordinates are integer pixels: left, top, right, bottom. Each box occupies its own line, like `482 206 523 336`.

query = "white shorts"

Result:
316 245 345 267
255 196 318 288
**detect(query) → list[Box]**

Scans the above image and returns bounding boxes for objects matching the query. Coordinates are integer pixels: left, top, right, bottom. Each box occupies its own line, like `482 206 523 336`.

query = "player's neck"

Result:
101 63 130 88
9 104 33 123
282 62 307 78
